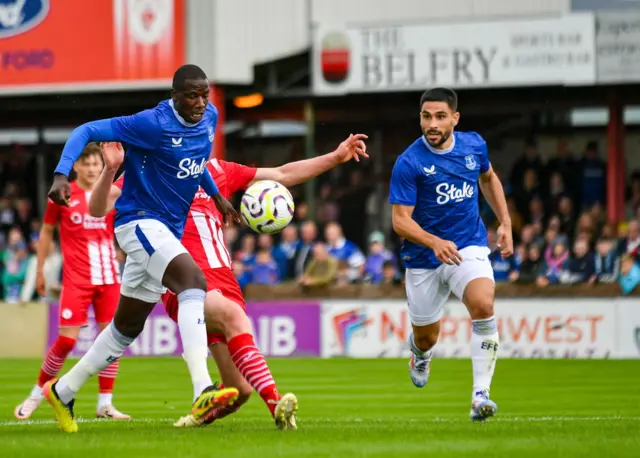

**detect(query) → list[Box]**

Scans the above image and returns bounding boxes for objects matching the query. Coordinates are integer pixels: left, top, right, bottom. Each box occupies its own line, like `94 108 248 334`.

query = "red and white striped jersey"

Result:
181 159 257 271
43 181 120 286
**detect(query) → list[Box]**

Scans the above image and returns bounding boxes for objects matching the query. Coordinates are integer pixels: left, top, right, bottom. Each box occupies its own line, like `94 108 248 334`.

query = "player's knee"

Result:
468 300 494 320
173 268 207 295
193 268 207 291
221 304 249 336
205 295 248 336
179 267 207 293
463 279 495 320
470 304 493 320
113 314 146 338
164 254 207 293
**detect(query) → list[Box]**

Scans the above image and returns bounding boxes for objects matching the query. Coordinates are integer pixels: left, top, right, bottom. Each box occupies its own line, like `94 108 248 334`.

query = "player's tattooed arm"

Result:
479 165 513 258
252 133 368 187
392 204 462 265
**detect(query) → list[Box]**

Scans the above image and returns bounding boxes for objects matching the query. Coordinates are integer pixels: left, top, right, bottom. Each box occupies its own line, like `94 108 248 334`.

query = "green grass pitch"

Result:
0 358 639 457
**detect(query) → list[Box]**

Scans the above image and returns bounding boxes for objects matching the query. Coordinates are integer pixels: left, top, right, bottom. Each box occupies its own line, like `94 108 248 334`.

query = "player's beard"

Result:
423 129 451 148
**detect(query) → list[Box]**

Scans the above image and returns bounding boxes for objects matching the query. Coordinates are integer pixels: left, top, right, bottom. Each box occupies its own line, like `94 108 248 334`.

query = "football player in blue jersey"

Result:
389 88 513 422
43 65 241 433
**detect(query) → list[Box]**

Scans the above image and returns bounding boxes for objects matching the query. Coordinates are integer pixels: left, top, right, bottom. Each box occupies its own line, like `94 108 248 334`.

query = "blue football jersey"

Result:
388 131 490 269
111 100 217 237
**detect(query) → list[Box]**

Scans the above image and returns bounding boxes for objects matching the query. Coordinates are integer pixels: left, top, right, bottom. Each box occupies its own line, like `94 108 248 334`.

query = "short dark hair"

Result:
172 64 208 91
419 87 458 111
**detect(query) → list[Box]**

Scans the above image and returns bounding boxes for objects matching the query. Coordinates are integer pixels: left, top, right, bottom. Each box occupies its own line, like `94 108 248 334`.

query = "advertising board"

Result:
313 14 596 95
595 11 640 83
0 0 184 94
47 301 322 357
321 300 617 359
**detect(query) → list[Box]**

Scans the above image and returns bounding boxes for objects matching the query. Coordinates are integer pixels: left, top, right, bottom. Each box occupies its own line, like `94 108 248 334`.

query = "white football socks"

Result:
30 384 44 399
98 393 113 410
56 323 134 405
177 288 213 401
409 332 432 359
470 317 499 397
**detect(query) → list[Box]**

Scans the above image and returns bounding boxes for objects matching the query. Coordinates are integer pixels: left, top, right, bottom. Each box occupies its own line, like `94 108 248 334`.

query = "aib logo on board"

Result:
0 0 49 38
320 31 350 84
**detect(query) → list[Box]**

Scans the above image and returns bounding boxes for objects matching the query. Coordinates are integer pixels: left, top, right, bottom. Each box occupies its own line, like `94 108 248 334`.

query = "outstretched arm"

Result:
55 111 161 177
55 120 118 176
50 112 160 206
252 134 368 187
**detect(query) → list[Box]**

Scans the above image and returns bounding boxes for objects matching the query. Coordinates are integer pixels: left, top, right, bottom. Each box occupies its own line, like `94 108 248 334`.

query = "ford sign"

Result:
0 0 49 39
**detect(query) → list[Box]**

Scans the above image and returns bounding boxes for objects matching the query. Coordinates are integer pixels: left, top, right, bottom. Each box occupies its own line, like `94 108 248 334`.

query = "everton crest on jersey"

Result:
465 154 477 170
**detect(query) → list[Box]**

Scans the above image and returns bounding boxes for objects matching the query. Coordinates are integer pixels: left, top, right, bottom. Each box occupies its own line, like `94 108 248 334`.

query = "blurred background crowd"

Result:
1 135 639 303
225 136 640 292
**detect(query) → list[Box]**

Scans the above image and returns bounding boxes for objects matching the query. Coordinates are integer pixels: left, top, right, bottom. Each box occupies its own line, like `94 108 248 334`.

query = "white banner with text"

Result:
313 14 596 95
321 299 640 359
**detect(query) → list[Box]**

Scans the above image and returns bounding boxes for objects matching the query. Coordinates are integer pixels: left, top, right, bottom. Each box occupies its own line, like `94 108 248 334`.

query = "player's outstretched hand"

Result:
100 142 125 170
213 194 241 226
335 133 369 163
48 174 71 206
433 238 462 266
497 224 514 259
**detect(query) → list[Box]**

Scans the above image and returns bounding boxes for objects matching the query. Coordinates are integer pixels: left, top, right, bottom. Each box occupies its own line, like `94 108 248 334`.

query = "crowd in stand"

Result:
226 138 640 294
484 139 640 292
225 221 402 289
2 138 640 302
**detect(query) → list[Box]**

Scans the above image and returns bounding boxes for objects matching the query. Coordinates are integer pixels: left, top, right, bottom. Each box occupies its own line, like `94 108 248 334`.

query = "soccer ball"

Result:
240 180 295 234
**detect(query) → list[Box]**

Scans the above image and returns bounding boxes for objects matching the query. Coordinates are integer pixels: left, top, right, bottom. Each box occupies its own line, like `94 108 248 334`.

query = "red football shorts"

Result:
58 283 120 327
162 268 245 346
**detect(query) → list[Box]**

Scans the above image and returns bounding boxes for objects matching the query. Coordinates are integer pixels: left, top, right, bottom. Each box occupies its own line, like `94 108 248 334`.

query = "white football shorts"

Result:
405 245 494 326
115 219 188 303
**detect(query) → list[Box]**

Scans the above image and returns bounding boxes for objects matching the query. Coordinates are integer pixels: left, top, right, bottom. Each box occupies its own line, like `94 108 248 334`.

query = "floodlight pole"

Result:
304 100 316 219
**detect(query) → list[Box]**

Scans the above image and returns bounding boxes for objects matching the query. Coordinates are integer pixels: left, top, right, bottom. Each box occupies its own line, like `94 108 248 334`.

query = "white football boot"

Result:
408 352 431 388
272 393 298 430
470 390 498 422
14 395 43 420
174 414 205 428
96 404 131 420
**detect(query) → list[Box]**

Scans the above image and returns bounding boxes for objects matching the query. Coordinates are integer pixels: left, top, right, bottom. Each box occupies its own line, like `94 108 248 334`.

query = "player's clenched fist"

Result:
48 174 71 206
432 238 463 266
